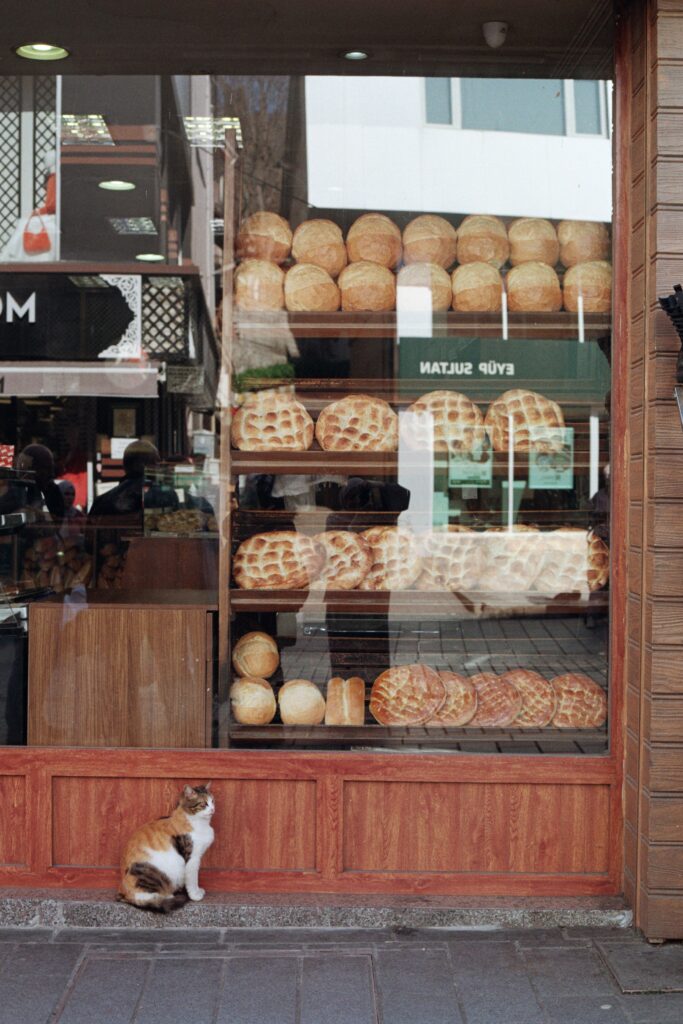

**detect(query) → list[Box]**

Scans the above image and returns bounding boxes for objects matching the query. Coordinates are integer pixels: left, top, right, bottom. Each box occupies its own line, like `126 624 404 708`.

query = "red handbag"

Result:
22 210 51 255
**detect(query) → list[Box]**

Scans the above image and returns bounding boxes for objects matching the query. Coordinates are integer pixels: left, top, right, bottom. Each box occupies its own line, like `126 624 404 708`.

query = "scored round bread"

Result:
425 671 477 726
315 394 398 451
229 677 277 725
533 528 609 596
236 211 292 264
506 261 562 312
233 531 325 590
346 212 402 268
557 220 610 267
456 215 509 268
358 526 422 590
292 218 347 278
415 526 485 592
451 262 503 312
550 673 608 729
370 663 446 725
402 214 458 269
396 263 452 311
232 631 280 678
476 525 542 594
501 669 556 728
587 531 610 591
231 392 314 451
278 679 326 725
469 672 522 727
325 676 366 726
484 389 565 453
562 260 612 313
338 261 396 311
311 530 373 590
284 263 340 312
508 218 559 267
400 389 486 454
234 259 285 311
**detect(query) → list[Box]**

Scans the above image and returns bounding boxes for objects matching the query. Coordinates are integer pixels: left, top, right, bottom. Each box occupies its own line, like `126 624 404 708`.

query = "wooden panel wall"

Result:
621 0 683 940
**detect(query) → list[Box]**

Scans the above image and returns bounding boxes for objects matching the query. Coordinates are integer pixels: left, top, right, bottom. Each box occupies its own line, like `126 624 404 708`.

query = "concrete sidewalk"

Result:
0 925 681 1024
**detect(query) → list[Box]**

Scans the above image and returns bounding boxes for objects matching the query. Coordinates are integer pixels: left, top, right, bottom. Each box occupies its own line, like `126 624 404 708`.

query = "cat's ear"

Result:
204 781 212 792
182 785 194 799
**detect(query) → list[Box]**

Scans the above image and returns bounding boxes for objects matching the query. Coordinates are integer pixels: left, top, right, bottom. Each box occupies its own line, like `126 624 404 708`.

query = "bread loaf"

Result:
278 679 326 725
284 263 340 312
234 259 285 311
456 215 509 268
402 214 457 269
231 391 313 451
562 260 612 313
236 211 292 263
557 220 609 267
397 263 452 311
346 213 402 268
232 631 280 678
229 677 276 725
338 262 396 312
508 218 559 267
506 261 562 312
292 218 347 277
451 262 503 312
325 677 366 725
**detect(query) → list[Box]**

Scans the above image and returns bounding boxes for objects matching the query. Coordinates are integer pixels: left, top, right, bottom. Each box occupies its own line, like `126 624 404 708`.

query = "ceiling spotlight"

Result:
99 180 136 191
342 50 369 61
482 22 509 49
135 253 165 263
15 42 69 61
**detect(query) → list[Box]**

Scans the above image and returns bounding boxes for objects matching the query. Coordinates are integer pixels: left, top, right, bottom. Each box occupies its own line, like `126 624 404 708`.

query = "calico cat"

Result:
118 782 215 913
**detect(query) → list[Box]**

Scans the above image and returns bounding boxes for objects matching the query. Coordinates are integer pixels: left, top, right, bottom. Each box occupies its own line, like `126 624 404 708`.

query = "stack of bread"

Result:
96 541 126 589
233 209 611 314
21 535 93 592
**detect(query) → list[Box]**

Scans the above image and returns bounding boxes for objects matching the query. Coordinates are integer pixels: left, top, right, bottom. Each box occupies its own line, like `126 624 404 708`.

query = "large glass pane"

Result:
461 78 565 135
425 78 452 125
574 80 603 135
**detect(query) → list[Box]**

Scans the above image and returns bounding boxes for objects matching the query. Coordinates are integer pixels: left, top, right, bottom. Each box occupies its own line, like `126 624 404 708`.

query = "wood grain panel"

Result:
649 502 683 546
646 551 683 595
342 782 610 875
652 352 679 399
0 776 27 866
653 455 683 498
648 696 683 740
641 895 683 940
648 646 683 693
649 747 683 792
656 111 683 155
647 598 683 644
648 796 683 841
651 400 683 450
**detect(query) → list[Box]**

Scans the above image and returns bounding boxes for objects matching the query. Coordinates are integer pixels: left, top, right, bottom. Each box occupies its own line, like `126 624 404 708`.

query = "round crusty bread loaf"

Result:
557 220 610 267
229 676 277 725
456 215 509 268
231 392 314 451
508 218 559 267
292 219 347 278
562 260 612 313
278 679 326 725
338 262 396 312
402 214 458 269
233 531 325 590
397 262 452 311
236 211 292 264
451 262 503 312
506 261 562 312
346 213 402 268
284 263 340 312
315 394 398 452
234 259 285 311
232 631 280 678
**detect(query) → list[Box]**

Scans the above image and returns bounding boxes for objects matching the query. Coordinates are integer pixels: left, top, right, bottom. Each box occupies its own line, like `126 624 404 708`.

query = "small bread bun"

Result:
278 679 326 725
402 214 458 269
338 261 396 311
451 262 503 312
508 218 559 267
284 263 340 312
506 261 562 312
346 213 402 268
325 676 366 726
557 220 610 267
232 631 280 678
234 259 285 311
236 211 292 263
563 260 612 313
229 677 277 725
292 219 347 278
456 215 509 268
397 263 452 311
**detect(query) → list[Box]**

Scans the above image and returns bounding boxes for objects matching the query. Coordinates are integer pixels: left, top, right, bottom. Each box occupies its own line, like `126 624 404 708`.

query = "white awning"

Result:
0 362 159 398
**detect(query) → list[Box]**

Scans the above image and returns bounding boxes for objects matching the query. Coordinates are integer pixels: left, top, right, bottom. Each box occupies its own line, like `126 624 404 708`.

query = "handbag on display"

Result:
22 211 52 255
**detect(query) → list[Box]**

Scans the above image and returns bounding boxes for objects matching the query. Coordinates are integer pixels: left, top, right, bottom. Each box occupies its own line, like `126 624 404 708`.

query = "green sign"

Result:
528 428 575 490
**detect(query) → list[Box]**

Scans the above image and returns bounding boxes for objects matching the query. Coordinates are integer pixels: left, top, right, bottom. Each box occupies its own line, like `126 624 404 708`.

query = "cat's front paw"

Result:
187 887 205 901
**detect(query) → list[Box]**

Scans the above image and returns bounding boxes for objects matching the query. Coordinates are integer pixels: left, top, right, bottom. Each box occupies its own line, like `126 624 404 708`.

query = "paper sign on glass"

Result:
528 427 574 490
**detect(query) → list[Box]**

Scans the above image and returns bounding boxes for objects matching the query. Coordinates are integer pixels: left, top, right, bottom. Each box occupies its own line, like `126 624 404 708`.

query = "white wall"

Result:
305 77 612 222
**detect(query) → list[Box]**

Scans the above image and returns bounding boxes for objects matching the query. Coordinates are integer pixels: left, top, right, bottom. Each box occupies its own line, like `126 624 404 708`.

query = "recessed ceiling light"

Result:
99 180 136 192
15 42 69 61
342 50 369 61
135 253 165 263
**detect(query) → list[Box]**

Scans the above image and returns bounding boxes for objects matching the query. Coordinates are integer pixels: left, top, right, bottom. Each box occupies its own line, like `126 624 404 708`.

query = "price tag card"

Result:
528 427 574 490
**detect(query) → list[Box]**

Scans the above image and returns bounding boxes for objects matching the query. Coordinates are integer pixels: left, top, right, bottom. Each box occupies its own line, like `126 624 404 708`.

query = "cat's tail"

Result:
119 863 188 913
158 891 189 914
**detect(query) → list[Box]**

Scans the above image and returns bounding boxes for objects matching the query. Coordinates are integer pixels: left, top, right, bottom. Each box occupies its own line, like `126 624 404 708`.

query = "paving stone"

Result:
0 927 53 942
53 927 224 945
522 946 619 998
217 955 298 1024
449 941 546 1024
57 956 149 1024
541 996 631 1023
0 943 82 1024
135 957 224 1024
595 940 683 993
376 947 463 1023
619 991 683 1022
300 955 376 1024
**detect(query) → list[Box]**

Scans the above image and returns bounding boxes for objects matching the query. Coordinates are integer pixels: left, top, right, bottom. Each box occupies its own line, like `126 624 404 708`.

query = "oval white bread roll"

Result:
456 215 509 268
325 677 366 726
284 263 340 312
232 631 280 678
451 262 503 312
557 220 610 267
229 677 277 725
346 213 402 268
278 679 326 725
562 260 612 313
402 214 458 269
338 261 396 311
292 219 347 278
234 259 285 311
236 211 292 263
506 261 562 312
508 218 559 267
397 262 452 311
